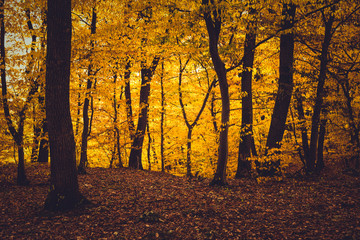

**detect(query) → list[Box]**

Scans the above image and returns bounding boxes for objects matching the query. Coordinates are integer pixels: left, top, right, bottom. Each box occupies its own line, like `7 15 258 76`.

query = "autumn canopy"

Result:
0 0 359 203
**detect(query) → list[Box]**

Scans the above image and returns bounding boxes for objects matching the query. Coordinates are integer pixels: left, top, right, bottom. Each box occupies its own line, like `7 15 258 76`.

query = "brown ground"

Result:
0 163 359 239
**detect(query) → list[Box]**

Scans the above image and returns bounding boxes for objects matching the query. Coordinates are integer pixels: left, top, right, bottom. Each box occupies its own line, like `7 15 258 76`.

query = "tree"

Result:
236 6 258 178
293 2 339 175
266 3 296 151
202 0 230 186
177 55 216 178
128 57 160 169
78 6 97 174
44 0 88 211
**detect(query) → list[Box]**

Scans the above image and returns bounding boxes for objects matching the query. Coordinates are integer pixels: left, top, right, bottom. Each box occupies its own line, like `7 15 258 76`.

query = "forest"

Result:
0 0 359 238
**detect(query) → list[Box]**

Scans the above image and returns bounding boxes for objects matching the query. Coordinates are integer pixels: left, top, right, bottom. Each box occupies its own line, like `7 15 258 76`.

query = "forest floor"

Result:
0 163 359 240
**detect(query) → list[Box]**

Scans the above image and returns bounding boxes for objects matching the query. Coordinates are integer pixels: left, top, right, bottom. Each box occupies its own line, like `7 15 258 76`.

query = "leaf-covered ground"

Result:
0 163 359 239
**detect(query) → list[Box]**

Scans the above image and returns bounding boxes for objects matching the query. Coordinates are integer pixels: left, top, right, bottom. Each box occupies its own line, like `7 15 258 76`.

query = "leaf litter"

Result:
0 163 359 239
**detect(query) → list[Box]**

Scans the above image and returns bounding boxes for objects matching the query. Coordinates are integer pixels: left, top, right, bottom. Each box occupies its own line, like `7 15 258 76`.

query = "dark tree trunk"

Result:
146 122 151 171
16 144 28 185
186 129 192 177
124 60 135 140
266 3 296 151
160 62 165 172
294 89 310 164
78 77 92 174
307 9 334 174
236 21 257 179
110 72 123 168
30 113 41 162
202 0 230 186
78 7 97 175
128 57 160 169
44 0 88 211
75 83 82 136
37 86 49 163
37 122 49 163
316 119 327 172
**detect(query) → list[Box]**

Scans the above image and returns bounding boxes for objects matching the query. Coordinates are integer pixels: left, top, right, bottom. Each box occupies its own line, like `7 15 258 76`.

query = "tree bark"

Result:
202 0 230 186
124 59 135 140
236 20 257 179
110 72 123 168
78 7 97 174
37 120 49 163
266 3 296 151
316 119 327 172
30 109 41 162
44 0 88 211
307 9 335 174
160 62 165 172
128 57 160 169
294 89 310 164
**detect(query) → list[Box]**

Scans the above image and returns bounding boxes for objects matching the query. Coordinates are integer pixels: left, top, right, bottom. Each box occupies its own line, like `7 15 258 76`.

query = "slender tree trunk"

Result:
36 8 48 163
203 0 230 186
160 62 165 172
78 7 97 174
307 9 334 174
128 57 160 169
44 0 88 211
146 122 151 171
110 72 123 168
236 21 257 179
186 129 193 177
316 118 327 172
31 110 41 162
295 89 310 165
266 3 296 151
78 76 92 174
37 120 49 163
75 83 82 136
210 91 218 134
37 86 49 163
124 60 135 140
16 142 28 185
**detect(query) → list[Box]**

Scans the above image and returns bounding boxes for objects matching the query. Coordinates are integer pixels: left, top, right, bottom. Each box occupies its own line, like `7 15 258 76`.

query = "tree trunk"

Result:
236 21 257 179
160 62 165 172
30 112 41 162
128 57 160 169
307 9 334 174
146 122 151 171
44 0 88 211
110 72 122 168
16 144 28 185
266 3 296 151
124 60 135 140
202 0 230 186
78 7 97 174
316 119 327 172
186 129 193 178
37 123 49 163
294 89 310 165
78 76 92 174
